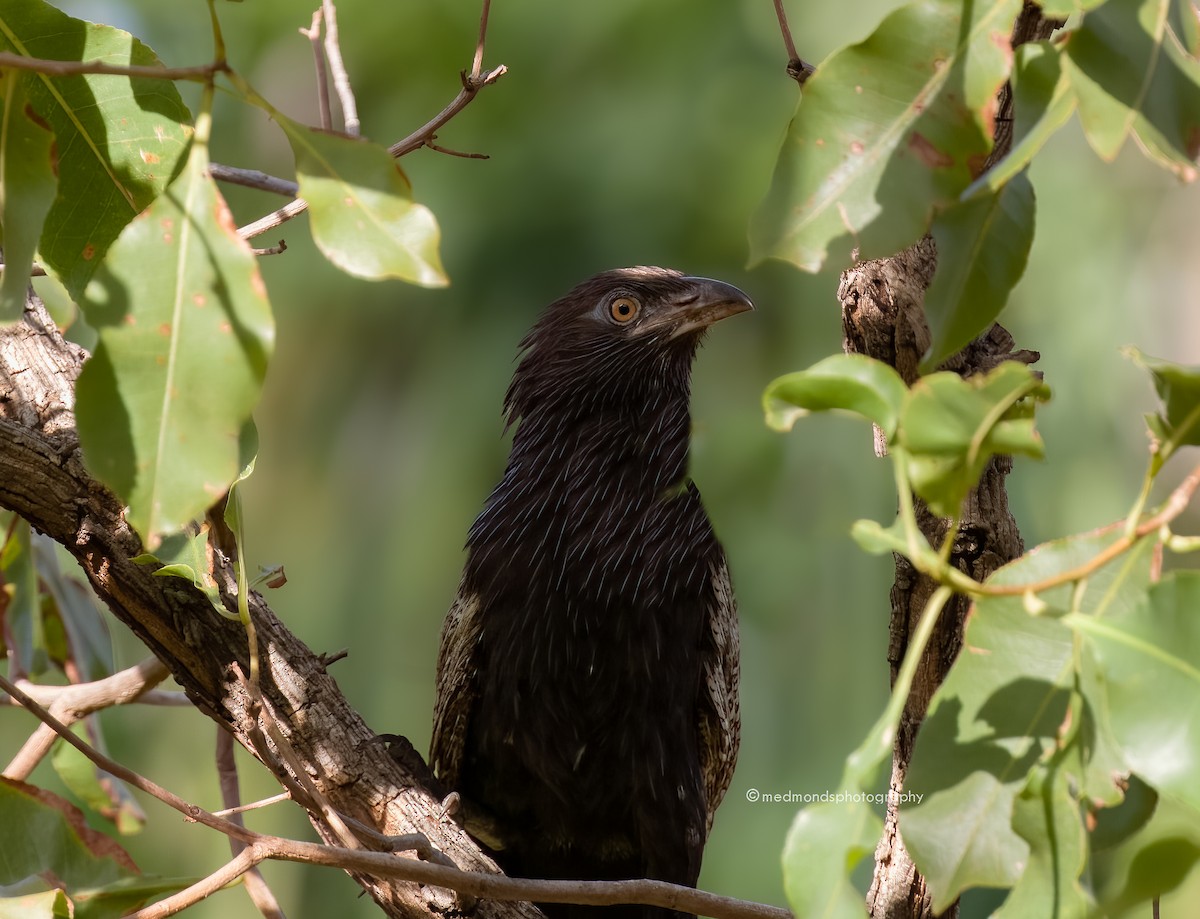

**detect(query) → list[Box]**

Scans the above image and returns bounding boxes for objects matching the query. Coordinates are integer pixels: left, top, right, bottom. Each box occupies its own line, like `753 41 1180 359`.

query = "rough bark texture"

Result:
0 293 542 919
845 5 1061 917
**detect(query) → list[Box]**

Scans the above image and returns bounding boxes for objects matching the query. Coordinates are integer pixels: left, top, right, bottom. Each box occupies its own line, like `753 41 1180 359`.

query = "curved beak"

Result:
661 277 754 339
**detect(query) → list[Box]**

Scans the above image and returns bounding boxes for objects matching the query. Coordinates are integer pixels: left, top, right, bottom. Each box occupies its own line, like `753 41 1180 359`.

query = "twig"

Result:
212 791 292 819
299 10 331 131
251 240 288 257
217 729 287 919
425 138 490 160
130 846 260 919
770 0 815 85
472 0 493 81
0 263 47 277
3 656 171 779
0 670 791 919
387 65 507 158
238 199 310 242
972 460 1200 597
0 51 223 82
209 164 300 198
321 0 359 136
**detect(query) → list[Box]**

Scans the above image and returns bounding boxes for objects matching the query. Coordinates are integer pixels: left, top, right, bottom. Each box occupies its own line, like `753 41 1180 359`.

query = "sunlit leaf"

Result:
782 798 880 919
897 362 1048 517
276 118 447 286
76 137 274 546
992 762 1091 918
0 70 56 321
1091 790 1200 913
1124 348 1200 455
750 0 1022 272
1073 572 1200 812
922 171 1035 370
763 354 907 437
1065 0 1200 180
0 0 192 298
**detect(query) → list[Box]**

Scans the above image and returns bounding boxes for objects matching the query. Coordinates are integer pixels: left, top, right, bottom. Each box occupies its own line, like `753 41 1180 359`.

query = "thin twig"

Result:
769 0 815 85
471 0 492 81
0 670 792 919
387 65 507 158
217 729 287 919
299 10 331 131
209 164 299 197
130 846 261 919
0 263 48 277
212 791 292 819
972 460 1200 597
425 138 490 159
321 0 359 135
251 240 288 257
238 198 310 242
0 51 223 82
3 657 171 779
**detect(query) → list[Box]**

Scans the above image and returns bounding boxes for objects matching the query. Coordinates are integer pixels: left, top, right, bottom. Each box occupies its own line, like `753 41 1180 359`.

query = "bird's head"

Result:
503 267 753 425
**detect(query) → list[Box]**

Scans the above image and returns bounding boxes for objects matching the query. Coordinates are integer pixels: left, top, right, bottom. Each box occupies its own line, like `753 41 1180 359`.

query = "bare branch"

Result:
471 0 493 82
388 65 507 158
299 10 332 131
130 846 262 919
238 199 310 242
212 791 292 819
251 240 289 257
217 729 288 919
321 0 359 135
206 164 298 198
3 657 172 779
0 50 223 82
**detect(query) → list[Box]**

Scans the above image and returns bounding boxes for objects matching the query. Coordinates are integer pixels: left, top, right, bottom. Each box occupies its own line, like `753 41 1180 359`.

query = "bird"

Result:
430 266 750 919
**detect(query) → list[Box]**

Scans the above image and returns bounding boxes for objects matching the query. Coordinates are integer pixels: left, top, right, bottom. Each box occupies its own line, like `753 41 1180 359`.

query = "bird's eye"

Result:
609 296 640 324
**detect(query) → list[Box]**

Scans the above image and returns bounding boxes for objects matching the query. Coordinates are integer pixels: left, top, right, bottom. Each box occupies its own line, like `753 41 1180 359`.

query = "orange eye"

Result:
609 296 640 323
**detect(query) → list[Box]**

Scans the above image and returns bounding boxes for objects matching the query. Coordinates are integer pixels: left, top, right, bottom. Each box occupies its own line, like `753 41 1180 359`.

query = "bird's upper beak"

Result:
646 277 754 339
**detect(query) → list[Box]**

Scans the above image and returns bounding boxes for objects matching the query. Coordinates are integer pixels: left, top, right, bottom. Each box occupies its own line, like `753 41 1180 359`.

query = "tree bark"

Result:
0 292 541 919
846 5 1061 917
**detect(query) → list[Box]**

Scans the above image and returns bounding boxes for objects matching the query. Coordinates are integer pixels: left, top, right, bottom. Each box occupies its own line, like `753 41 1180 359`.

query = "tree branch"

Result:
0 51 223 81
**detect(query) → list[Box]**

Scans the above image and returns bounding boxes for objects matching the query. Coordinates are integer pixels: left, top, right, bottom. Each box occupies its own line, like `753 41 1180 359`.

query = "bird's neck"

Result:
510 388 693 493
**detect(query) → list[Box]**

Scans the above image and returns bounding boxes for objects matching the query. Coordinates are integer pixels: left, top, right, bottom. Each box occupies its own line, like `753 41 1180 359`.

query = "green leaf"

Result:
1065 0 1200 179
897 362 1048 517
1092 790 1200 914
965 43 1077 199
0 887 72 918
993 762 1091 918
781 799 880 919
51 729 144 837
0 777 137 890
76 136 274 547
1125 348 1200 456
749 0 1023 272
32 535 112 682
138 526 229 618
1180 0 1200 56
763 354 908 438
0 0 192 298
1073 572 1200 812
922 171 1036 370
903 600 1075 911
1 517 46 676
0 70 56 321
276 118 447 286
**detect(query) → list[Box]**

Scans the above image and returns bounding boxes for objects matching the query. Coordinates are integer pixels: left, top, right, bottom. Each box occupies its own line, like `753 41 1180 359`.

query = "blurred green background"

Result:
8 0 1200 916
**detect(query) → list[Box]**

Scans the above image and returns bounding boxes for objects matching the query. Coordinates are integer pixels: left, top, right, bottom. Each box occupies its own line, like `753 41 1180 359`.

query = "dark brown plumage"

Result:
431 267 749 919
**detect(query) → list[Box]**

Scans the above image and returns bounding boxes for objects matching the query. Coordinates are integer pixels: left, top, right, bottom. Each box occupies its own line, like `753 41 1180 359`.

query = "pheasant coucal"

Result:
431 267 751 918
